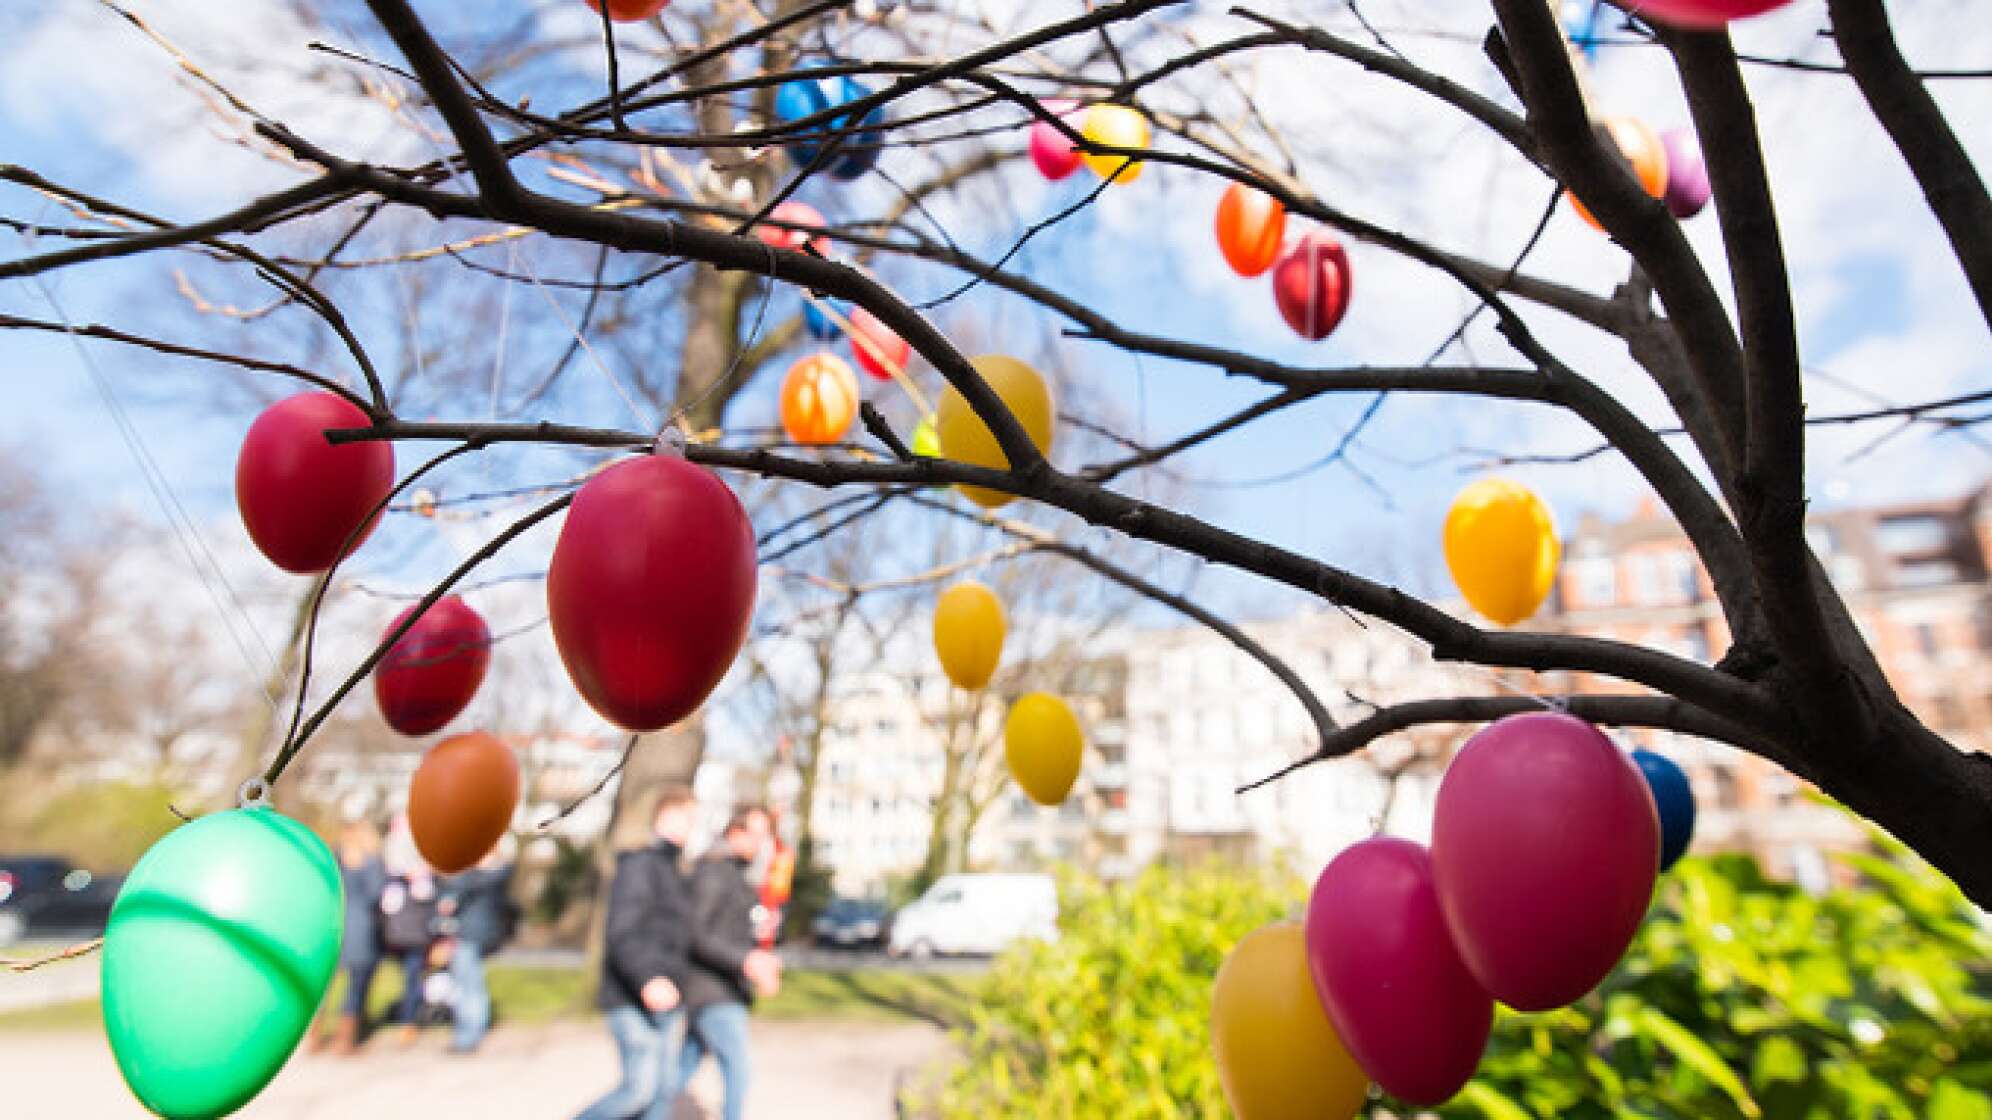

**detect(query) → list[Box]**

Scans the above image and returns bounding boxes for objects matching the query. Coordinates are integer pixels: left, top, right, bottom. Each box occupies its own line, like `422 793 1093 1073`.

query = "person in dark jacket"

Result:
669 805 781 1120
573 785 698 1120
438 835 515 1054
318 816 385 1055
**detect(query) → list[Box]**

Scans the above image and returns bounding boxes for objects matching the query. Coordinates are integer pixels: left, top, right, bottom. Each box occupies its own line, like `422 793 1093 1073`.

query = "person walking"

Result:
573 785 698 1120
381 812 439 1044
671 805 782 1120
318 814 386 1055
437 835 516 1054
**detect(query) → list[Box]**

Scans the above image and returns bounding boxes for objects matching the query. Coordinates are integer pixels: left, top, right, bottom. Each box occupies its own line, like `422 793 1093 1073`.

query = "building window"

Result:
1914 622 1941 659
1875 515 1950 555
1569 557 1616 607
1897 559 1961 587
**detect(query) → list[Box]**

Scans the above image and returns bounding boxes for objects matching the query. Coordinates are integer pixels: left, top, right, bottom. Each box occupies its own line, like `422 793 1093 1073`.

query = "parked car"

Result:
811 897 890 948
0 856 122 946
887 873 1057 959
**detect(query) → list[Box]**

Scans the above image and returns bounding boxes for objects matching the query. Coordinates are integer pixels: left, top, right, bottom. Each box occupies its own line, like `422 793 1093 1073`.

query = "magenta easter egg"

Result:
1305 837 1492 1106
1029 100 1084 181
1660 129 1711 219
1609 0 1793 29
1430 712 1659 1012
1271 231 1352 341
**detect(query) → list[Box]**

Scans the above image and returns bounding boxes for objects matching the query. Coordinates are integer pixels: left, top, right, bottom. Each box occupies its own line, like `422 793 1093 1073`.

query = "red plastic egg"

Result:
756 201 829 255
1215 183 1287 278
1028 100 1084 181
848 307 911 381
235 392 395 575
1430 712 1659 1011
546 455 757 732
585 0 669 21
1305 837 1492 1105
1271 231 1353 341
1610 0 1792 29
373 595 492 737
407 731 519 873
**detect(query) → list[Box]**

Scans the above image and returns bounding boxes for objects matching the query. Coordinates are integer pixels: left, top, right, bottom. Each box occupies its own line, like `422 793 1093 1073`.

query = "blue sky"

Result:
3 0 1988 631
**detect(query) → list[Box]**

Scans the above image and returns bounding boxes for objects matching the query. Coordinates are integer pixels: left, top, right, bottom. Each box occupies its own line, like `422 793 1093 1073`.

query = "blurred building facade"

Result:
797 610 1496 895
1546 486 1992 884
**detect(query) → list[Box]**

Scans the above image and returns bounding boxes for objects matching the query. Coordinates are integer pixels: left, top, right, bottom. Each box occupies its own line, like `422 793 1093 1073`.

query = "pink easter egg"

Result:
1305 837 1492 1106
1430 712 1659 1012
1610 0 1793 29
1029 100 1084 181
1660 128 1711 219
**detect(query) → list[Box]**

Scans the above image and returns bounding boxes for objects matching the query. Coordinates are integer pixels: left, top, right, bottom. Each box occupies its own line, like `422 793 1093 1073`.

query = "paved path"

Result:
0 1018 949 1119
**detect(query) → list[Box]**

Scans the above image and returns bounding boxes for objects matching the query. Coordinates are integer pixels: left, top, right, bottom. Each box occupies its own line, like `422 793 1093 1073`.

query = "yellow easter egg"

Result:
935 354 1055 509
1443 478 1560 627
1003 692 1082 806
1080 103 1151 183
933 580 1005 690
1211 923 1370 1120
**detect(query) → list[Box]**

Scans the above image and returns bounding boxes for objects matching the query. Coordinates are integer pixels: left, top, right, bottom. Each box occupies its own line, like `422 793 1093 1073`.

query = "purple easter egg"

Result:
1661 128 1711 219
1431 712 1659 1012
1305 837 1492 1106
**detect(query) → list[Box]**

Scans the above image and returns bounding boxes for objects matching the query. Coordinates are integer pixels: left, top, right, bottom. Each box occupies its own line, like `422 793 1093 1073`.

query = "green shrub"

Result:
920 860 1300 1119
1448 839 1992 1119
922 842 1992 1118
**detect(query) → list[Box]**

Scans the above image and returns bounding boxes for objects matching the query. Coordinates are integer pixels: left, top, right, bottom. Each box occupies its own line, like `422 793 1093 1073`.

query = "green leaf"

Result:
1930 1080 1992 1120
1455 1080 1536 1120
1631 1004 1761 1117
1749 1035 1806 1088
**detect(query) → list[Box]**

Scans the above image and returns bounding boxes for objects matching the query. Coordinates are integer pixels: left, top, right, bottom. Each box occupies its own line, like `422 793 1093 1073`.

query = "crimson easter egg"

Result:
1431 712 1659 1011
1271 232 1353 341
1609 0 1792 29
1028 100 1085 181
547 455 758 732
1305 838 1491 1106
373 595 492 737
236 392 395 574
848 307 911 381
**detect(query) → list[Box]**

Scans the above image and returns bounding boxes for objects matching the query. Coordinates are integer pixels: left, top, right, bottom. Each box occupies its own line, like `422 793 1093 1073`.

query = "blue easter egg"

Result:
804 298 846 341
1632 748 1696 871
774 74 884 180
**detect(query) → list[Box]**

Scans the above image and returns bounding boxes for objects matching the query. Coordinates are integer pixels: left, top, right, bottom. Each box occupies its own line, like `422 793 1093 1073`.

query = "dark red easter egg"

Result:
373 595 492 737
235 392 395 574
546 455 757 732
1271 231 1353 341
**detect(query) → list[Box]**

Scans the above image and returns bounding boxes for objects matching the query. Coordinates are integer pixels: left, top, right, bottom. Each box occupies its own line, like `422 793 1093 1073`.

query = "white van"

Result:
886 873 1058 959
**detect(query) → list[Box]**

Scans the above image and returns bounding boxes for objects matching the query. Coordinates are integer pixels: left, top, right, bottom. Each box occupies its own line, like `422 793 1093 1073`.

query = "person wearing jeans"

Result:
439 842 515 1054
670 805 781 1120
674 1001 751 1120
573 786 698 1120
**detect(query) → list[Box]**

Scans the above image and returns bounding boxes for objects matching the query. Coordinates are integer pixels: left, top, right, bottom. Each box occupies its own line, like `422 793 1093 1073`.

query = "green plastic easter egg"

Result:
911 414 941 458
102 807 343 1119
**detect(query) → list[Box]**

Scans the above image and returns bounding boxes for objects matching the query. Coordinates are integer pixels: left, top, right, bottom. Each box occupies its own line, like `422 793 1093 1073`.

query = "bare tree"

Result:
6 0 1992 912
